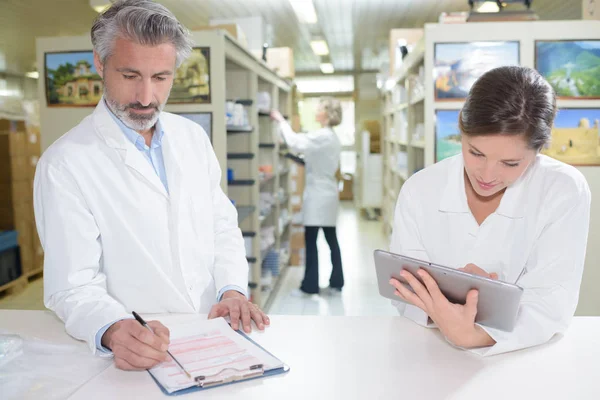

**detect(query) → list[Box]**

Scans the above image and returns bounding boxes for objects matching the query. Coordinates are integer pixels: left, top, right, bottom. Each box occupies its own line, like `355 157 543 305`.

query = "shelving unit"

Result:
161 30 293 309
381 37 426 238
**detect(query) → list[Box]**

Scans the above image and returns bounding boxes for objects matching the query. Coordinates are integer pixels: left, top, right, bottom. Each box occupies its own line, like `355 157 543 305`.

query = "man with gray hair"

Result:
34 0 268 371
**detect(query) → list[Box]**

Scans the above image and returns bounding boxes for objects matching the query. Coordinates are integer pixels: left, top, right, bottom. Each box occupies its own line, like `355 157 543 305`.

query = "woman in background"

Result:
271 97 344 296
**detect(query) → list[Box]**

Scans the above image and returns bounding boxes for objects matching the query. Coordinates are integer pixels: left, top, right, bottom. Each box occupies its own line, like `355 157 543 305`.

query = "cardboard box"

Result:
0 155 28 183
0 119 26 133
253 47 295 79
26 128 41 156
339 174 354 201
266 47 294 79
31 220 43 273
0 201 32 230
13 216 34 275
290 249 305 267
196 24 248 48
0 180 32 209
27 155 39 182
389 29 423 76
0 131 27 157
290 229 305 250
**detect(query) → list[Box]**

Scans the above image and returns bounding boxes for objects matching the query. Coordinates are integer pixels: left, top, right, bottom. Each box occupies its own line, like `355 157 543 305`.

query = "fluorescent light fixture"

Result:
310 40 330 56
25 71 39 79
90 0 111 13
320 63 335 74
477 1 500 13
289 0 318 24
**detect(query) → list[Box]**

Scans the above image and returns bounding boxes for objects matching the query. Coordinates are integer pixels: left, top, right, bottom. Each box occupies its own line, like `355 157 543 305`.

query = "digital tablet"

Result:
374 249 523 331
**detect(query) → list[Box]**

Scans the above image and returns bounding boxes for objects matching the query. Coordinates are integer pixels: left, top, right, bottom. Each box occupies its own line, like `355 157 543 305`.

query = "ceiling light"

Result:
25 71 39 79
310 40 330 56
90 0 112 13
289 0 318 24
320 63 335 74
477 1 500 13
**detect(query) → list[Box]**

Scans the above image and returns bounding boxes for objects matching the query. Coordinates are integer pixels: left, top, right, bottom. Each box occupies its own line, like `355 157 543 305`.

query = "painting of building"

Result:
45 51 103 107
169 47 211 104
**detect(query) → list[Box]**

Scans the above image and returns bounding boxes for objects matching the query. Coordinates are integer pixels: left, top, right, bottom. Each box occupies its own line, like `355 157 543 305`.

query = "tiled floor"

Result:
268 202 397 317
0 277 44 310
0 202 396 317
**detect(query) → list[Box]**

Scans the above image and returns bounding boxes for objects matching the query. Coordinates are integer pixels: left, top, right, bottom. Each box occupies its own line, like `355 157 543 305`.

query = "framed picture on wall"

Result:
433 41 520 100
176 112 212 142
44 51 103 107
541 108 600 166
168 47 211 104
435 110 462 162
535 40 600 99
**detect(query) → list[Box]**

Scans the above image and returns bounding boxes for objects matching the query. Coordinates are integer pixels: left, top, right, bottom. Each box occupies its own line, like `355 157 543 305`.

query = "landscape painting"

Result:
435 110 462 162
45 51 103 107
169 47 211 104
434 41 520 100
535 40 600 99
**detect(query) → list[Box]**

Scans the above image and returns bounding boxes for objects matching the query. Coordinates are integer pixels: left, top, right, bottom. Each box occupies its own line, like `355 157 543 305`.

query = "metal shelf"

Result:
260 174 275 185
259 205 274 224
227 153 255 160
227 125 254 134
236 206 256 224
228 179 256 186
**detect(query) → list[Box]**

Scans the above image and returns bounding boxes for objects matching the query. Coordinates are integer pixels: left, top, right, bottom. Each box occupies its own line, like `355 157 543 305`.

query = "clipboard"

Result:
148 328 290 396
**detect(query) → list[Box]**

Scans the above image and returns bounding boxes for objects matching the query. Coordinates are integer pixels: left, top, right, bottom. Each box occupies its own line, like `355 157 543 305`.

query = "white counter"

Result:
1 310 599 399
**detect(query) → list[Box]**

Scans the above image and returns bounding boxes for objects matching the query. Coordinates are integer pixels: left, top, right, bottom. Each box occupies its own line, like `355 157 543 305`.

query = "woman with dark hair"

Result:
389 66 591 355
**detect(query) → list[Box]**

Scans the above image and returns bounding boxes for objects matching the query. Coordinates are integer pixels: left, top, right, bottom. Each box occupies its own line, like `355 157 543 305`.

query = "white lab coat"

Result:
279 121 341 226
390 154 591 356
34 100 248 354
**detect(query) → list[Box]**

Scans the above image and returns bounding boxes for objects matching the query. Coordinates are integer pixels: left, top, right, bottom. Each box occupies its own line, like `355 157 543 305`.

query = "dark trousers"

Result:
301 226 344 294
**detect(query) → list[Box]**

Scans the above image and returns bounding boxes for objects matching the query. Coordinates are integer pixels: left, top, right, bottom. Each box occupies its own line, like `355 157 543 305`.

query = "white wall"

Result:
423 20 600 315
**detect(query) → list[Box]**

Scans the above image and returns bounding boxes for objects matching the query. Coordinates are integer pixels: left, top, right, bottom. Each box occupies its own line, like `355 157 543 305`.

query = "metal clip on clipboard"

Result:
194 364 265 388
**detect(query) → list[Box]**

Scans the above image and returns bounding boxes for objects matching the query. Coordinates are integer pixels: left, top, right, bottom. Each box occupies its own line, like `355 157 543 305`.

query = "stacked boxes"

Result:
0 119 42 279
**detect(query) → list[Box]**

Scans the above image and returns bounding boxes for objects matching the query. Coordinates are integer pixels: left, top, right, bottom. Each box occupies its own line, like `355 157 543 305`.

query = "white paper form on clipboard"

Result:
148 317 287 394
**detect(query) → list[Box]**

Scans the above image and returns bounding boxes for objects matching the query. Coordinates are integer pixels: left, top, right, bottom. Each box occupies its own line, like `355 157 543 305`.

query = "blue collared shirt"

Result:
95 107 245 354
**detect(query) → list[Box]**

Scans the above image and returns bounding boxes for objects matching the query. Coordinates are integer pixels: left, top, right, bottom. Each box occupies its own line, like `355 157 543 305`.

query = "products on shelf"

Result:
412 123 425 142
257 91 271 113
407 73 425 101
262 249 280 279
392 85 408 105
258 165 274 183
225 101 249 126
259 192 276 217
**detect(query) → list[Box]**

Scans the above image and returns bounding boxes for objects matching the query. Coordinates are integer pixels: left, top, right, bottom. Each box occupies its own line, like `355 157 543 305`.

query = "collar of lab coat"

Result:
438 155 528 219
91 98 171 199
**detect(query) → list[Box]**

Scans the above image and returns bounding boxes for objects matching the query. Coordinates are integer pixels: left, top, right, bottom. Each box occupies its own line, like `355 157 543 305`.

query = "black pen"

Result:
132 311 192 379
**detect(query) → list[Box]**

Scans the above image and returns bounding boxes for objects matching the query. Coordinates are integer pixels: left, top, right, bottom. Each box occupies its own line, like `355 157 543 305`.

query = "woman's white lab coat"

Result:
390 154 591 356
279 121 341 226
34 100 248 353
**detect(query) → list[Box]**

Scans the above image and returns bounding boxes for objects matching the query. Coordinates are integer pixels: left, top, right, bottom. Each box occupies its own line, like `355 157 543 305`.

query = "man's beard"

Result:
104 85 167 132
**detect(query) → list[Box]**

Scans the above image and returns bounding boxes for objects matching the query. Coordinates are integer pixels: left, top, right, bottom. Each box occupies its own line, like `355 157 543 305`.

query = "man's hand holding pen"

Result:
208 290 271 333
102 319 171 371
